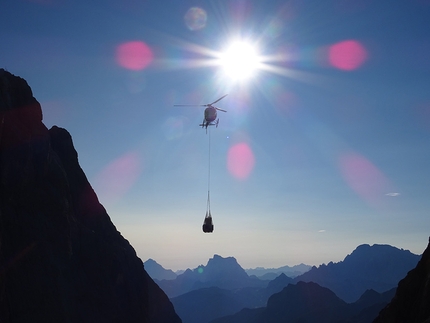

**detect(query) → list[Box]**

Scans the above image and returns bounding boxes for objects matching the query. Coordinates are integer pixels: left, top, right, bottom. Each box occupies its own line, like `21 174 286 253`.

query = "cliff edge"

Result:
0 69 181 323
373 238 430 323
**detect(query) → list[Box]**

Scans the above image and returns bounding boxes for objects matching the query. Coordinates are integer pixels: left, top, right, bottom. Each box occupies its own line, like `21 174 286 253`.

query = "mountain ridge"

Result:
293 243 420 302
0 69 181 323
373 237 430 322
207 283 396 323
245 263 311 279
144 258 177 280
162 244 420 323
153 243 419 302
156 254 268 298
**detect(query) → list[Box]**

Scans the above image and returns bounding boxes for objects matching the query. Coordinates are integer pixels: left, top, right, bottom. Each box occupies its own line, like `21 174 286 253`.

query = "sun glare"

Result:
218 41 261 82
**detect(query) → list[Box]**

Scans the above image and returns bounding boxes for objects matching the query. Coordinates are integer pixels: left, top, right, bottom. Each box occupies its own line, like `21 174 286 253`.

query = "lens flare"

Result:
93 152 142 203
329 40 367 71
184 7 207 31
218 41 261 81
338 152 389 205
116 41 153 71
227 143 255 180
162 116 186 140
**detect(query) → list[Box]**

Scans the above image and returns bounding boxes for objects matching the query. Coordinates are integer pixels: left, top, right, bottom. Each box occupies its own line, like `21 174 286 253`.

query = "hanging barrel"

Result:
202 211 214 233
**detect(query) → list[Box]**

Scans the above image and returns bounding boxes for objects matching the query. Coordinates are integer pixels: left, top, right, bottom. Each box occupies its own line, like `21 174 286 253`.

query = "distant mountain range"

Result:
245 263 311 279
210 283 396 323
144 258 311 281
293 244 420 302
374 238 430 322
153 255 267 298
144 259 178 280
149 244 421 323
170 271 295 322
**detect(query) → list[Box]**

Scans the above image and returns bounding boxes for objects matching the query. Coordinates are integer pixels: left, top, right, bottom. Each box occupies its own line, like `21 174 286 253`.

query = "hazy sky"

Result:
2 0 430 271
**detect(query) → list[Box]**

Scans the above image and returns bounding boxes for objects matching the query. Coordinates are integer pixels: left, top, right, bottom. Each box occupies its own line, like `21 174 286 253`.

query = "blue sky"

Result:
2 0 430 271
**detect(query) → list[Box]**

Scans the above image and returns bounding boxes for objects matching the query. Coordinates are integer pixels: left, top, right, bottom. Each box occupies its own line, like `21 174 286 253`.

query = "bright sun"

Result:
218 40 261 82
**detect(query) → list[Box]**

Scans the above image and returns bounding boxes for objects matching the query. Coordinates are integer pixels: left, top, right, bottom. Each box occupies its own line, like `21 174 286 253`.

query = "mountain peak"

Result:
0 69 181 322
343 243 417 266
144 259 177 280
374 237 430 322
295 243 420 302
209 254 237 262
202 255 248 281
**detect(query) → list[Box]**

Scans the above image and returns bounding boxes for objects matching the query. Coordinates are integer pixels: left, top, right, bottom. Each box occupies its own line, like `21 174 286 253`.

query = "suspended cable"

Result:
208 127 211 200
203 127 214 233
206 126 211 214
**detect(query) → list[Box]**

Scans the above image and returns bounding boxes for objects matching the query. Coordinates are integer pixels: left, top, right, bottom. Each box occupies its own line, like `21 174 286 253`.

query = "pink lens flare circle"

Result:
93 152 142 201
329 40 368 71
116 41 153 71
339 153 389 204
227 143 255 180
184 7 207 31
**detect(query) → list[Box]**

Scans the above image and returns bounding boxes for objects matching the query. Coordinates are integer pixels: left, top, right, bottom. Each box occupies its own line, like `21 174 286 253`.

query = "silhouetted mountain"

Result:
210 307 265 323
294 244 420 302
374 237 430 323
156 254 267 298
344 288 396 323
171 273 294 323
171 287 260 323
144 258 177 280
263 273 294 298
245 263 311 279
168 245 419 323
0 69 181 323
210 282 395 323
266 281 350 322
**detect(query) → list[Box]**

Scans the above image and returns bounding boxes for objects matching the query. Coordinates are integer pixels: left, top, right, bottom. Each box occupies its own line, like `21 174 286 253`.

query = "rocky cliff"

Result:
0 69 181 323
373 238 430 323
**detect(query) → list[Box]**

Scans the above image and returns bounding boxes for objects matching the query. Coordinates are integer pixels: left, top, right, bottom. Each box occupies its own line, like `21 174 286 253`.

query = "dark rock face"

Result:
0 69 181 323
373 238 430 323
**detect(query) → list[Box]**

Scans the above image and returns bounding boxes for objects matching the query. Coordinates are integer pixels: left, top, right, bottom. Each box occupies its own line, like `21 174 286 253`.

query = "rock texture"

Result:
373 238 430 323
0 69 181 323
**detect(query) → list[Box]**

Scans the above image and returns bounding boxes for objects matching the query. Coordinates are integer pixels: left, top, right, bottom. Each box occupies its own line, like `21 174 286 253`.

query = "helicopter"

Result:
174 95 227 132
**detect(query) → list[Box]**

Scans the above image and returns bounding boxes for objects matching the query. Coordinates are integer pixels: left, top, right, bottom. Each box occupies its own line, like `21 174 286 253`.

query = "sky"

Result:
2 0 430 271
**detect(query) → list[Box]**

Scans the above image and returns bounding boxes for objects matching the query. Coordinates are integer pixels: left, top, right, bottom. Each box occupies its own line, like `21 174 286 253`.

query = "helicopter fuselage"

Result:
174 94 227 131
200 106 220 130
204 106 217 123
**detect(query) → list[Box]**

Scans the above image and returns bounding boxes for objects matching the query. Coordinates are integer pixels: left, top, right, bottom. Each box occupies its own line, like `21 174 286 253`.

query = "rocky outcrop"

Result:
373 238 430 323
0 69 181 323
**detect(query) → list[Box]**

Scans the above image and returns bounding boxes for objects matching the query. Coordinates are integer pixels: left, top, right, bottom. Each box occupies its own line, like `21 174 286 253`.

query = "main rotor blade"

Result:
174 104 206 107
215 107 227 112
209 94 228 105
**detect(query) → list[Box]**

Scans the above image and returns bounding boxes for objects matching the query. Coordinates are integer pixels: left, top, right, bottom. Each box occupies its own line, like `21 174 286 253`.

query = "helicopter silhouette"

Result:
174 94 227 133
